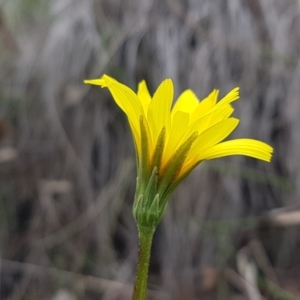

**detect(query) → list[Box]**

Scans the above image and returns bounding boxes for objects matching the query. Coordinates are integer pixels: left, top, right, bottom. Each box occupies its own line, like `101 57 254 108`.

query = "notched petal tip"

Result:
157 78 174 95
230 87 240 97
158 78 174 94
163 78 173 84
218 87 240 106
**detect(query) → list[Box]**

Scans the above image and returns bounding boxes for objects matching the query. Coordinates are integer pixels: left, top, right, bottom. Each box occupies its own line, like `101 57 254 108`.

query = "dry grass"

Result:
0 0 300 299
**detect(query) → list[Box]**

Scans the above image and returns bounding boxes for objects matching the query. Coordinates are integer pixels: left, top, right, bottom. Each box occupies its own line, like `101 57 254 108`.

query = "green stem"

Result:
132 226 155 300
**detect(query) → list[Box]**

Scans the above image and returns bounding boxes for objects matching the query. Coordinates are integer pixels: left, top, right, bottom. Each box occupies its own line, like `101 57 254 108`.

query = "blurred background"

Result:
0 0 300 299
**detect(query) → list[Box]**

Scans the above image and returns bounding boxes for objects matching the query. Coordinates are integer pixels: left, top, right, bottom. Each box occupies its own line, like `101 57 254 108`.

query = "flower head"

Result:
84 75 273 228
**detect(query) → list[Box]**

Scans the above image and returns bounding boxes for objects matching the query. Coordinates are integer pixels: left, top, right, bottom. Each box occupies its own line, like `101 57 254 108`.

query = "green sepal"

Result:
157 165 197 222
145 193 161 227
134 176 140 204
143 166 158 210
133 193 143 221
158 132 198 210
151 127 166 173
138 116 150 192
133 167 162 228
167 168 194 197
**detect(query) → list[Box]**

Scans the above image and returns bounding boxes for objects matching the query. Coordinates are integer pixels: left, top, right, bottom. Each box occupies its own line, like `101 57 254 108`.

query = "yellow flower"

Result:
84 74 273 227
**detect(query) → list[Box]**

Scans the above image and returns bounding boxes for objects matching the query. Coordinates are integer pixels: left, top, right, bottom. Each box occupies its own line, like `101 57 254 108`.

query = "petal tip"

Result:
84 74 112 87
163 78 174 86
84 78 106 87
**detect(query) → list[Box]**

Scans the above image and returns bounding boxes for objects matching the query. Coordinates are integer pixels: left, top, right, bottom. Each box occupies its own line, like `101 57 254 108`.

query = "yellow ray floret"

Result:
84 75 273 186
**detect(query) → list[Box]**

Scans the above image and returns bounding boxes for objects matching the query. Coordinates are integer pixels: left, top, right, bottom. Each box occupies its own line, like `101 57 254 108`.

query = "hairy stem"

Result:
132 226 155 300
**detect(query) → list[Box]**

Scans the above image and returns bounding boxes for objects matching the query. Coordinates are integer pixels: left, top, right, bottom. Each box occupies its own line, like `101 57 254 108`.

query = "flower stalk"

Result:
132 226 155 300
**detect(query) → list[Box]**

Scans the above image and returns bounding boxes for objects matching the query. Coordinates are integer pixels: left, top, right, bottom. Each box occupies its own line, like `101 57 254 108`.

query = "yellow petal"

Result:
84 74 143 144
182 104 235 144
163 111 189 166
129 119 141 157
186 118 240 163
190 89 219 123
216 87 239 106
199 139 273 162
206 104 234 126
147 79 174 143
184 111 213 138
137 80 152 113
84 78 106 86
171 89 199 117
178 118 240 177
190 87 240 124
